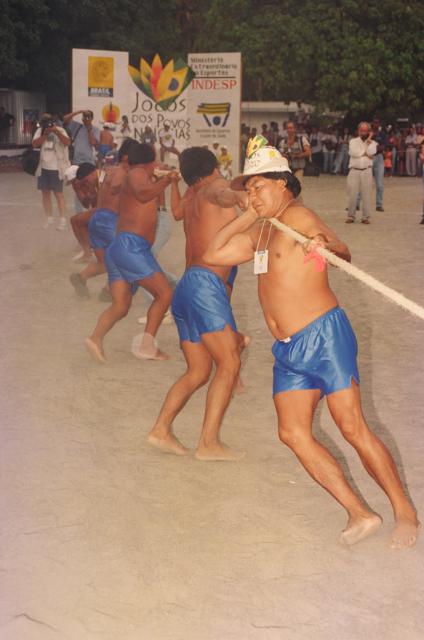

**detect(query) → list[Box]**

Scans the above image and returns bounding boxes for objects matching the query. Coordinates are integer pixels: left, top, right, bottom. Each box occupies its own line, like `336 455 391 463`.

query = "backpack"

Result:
21 148 40 175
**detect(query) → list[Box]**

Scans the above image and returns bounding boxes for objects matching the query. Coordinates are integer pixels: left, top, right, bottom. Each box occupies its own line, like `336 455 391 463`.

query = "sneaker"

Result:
345 218 355 223
137 310 173 325
69 272 90 298
43 216 54 229
361 219 371 224
376 206 384 212
56 217 68 231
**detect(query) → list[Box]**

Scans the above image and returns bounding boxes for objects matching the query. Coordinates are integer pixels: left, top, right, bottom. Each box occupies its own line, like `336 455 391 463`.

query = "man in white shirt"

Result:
32 113 71 230
346 122 377 224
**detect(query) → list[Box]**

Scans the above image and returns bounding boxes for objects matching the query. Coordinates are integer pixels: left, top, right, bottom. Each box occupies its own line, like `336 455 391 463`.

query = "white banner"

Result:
72 49 130 129
187 52 242 176
72 49 193 161
72 49 241 170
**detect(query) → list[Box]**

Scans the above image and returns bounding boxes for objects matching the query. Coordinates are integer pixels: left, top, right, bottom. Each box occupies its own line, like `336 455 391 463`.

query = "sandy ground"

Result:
1 172 423 640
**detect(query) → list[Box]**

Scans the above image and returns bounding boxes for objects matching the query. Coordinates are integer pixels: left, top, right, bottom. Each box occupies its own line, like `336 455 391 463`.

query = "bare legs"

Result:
79 249 107 282
274 383 419 547
86 280 132 362
132 272 172 360
327 384 419 548
41 190 53 220
54 191 66 219
149 325 245 460
70 210 93 260
41 190 67 228
86 272 172 362
148 341 213 455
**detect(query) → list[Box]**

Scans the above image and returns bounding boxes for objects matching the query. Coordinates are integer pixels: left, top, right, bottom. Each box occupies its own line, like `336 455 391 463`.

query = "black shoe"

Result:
376 206 384 212
420 218 424 225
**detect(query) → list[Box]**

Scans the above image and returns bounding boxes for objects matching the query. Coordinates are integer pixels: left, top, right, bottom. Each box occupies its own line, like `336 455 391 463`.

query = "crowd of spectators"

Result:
240 119 424 177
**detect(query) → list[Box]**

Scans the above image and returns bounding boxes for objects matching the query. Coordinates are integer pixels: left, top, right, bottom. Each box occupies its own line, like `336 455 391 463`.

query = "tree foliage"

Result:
1 0 423 117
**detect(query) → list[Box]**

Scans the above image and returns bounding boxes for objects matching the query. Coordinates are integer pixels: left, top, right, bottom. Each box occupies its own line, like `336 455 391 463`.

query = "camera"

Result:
41 120 55 132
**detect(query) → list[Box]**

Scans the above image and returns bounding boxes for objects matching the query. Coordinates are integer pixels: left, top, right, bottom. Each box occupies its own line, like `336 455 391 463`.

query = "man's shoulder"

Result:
283 203 316 226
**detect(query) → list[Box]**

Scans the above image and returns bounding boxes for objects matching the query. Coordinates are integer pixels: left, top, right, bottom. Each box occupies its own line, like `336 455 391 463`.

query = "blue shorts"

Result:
172 266 237 343
227 266 238 288
272 307 359 398
88 208 118 250
105 232 162 295
98 144 112 158
37 169 63 192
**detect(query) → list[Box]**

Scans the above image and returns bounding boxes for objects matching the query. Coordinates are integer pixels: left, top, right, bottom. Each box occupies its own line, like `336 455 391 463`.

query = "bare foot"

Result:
390 517 421 550
195 442 246 462
147 432 189 456
131 332 170 361
340 513 382 546
85 337 107 363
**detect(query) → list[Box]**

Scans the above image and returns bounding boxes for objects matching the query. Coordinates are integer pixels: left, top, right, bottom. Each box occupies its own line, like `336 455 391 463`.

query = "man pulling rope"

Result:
203 136 420 549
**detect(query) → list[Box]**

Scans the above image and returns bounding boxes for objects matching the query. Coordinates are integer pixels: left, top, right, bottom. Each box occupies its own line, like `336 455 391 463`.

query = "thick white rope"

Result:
270 217 424 321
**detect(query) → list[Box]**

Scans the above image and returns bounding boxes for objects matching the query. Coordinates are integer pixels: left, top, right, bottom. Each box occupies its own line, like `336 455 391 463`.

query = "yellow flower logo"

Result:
128 54 195 109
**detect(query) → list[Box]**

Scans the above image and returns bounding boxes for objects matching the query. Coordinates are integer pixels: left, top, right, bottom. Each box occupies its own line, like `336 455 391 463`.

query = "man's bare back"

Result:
118 164 171 242
97 165 125 212
100 129 113 146
178 174 239 282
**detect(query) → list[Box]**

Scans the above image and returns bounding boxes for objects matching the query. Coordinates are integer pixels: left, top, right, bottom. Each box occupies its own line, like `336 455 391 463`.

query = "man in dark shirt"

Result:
0 107 15 143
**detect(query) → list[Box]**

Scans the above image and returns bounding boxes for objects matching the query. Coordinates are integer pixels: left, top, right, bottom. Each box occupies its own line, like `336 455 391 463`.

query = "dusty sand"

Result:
1 172 423 640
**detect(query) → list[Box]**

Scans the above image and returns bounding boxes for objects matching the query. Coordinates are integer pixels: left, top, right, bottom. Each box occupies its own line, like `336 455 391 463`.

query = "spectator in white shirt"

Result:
346 122 377 224
32 113 71 230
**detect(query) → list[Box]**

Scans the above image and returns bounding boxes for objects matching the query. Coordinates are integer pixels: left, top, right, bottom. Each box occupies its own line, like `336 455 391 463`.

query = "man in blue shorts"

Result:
203 138 419 548
148 147 249 460
86 143 177 362
69 139 138 299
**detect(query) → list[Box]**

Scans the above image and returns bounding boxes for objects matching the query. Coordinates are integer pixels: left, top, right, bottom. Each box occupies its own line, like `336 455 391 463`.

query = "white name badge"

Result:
254 249 269 275
44 140 54 150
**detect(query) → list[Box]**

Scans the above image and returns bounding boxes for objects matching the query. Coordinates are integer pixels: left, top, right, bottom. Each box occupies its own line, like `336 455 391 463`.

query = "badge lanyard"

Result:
253 198 295 275
254 221 273 275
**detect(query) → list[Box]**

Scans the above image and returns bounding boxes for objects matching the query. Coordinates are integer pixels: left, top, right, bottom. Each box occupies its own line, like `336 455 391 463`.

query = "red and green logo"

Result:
128 54 194 110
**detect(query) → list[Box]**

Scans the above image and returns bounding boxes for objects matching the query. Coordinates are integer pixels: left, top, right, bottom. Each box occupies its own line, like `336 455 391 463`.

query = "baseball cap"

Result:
231 135 291 191
64 165 79 182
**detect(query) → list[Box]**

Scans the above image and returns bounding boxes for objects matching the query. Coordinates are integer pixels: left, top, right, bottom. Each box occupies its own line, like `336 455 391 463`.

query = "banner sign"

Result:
72 49 129 128
187 52 242 175
72 49 241 170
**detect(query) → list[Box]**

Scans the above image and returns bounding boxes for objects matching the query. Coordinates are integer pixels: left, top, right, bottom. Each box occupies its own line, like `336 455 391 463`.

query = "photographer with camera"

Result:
32 113 71 230
62 109 100 252
278 121 311 176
